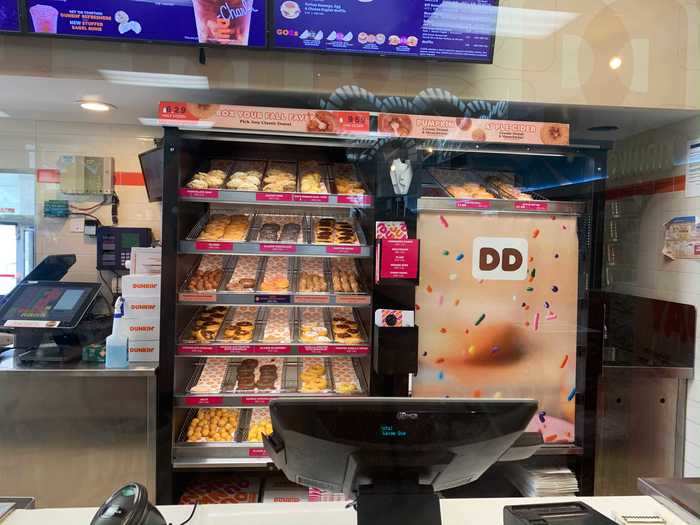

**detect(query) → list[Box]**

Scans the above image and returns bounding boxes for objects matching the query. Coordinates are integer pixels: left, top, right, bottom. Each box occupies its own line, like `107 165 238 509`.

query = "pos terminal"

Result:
0 255 112 363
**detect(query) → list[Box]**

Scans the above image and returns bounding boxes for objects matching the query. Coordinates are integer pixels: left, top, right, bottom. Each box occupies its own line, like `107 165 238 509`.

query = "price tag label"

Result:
514 201 549 212
456 199 492 210
184 396 223 406
242 397 273 406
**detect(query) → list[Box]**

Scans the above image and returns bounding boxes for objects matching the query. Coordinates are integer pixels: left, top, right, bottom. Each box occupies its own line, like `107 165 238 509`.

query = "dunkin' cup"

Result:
30 4 59 33
191 0 254 45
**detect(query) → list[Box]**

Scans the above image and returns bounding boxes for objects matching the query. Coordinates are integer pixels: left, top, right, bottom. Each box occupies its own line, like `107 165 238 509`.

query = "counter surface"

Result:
3 496 691 525
0 350 157 376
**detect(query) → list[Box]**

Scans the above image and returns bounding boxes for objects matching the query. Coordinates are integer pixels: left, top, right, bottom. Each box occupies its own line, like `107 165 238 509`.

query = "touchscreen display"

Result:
0 285 93 325
273 0 498 62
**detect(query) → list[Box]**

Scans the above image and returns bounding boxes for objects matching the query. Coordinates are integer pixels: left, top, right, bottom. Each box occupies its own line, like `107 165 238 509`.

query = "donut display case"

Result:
159 115 378 480
157 101 605 501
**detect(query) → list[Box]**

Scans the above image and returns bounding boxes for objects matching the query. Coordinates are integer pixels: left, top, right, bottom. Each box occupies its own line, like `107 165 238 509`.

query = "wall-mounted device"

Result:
59 155 114 195
97 227 153 271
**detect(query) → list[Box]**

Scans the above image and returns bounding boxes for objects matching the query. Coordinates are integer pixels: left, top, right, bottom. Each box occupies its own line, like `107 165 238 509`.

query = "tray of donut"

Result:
179 305 369 349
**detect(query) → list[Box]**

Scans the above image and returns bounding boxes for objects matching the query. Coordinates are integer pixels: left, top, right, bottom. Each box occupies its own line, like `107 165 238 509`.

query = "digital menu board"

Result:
0 0 20 32
272 0 498 62
25 0 266 47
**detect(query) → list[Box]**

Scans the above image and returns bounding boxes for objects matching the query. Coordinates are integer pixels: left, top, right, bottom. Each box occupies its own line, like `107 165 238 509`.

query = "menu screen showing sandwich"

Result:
0 284 93 326
273 0 498 62
0 0 19 31
25 0 266 47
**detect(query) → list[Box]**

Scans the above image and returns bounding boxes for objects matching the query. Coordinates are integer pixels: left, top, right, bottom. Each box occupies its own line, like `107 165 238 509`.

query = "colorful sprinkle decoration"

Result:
544 301 550 309
546 312 558 321
442 250 450 256
475 313 486 326
467 345 476 356
490 346 500 354
437 371 445 380
551 285 559 293
526 287 534 292
426 285 433 293
567 387 576 401
533 312 540 331
438 295 444 306
454 299 461 306
555 253 560 259
532 228 540 238
538 411 546 423
530 268 536 279
436 358 445 364
456 253 465 262
440 327 447 334
439 215 449 228
560 355 569 368
449 273 458 281
472 389 482 398
544 434 559 443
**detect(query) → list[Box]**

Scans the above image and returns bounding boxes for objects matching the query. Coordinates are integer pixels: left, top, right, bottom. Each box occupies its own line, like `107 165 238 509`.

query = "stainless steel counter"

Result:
639 478 700 525
0 350 157 377
0 350 158 508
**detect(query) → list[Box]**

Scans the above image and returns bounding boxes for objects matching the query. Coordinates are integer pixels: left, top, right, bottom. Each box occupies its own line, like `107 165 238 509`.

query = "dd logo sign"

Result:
472 237 528 281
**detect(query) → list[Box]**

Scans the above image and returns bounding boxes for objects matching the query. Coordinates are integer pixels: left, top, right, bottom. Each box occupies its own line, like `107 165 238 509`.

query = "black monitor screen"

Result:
272 0 499 62
0 283 99 329
139 147 163 203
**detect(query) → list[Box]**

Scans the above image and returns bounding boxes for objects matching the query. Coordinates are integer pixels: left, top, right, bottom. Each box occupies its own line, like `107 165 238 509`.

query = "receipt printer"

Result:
504 502 617 525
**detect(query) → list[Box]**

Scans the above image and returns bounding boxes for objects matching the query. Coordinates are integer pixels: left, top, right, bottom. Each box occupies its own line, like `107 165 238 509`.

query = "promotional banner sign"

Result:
415 211 579 443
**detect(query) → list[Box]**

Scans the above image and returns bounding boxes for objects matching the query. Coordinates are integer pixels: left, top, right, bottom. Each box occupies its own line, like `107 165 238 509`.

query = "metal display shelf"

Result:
177 343 370 357
180 213 372 257
173 408 274 468
179 256 371 307
179 291 371 307
175 357 368 407
418 196 585 216
179 188 373 209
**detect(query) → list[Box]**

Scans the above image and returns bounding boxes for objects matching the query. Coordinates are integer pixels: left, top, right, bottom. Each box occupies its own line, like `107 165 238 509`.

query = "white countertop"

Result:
3 496 690 525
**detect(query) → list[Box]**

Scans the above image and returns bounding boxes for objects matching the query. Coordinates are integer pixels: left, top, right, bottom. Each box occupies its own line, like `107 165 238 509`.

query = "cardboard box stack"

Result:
121 248 161 362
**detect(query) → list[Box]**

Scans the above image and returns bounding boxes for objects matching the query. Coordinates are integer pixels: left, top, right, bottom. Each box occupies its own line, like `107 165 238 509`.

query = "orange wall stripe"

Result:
605 175 685 200
114 171 145 186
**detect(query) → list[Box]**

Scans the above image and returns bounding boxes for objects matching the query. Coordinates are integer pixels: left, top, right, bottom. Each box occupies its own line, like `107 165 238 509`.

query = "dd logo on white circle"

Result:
472 237 528 281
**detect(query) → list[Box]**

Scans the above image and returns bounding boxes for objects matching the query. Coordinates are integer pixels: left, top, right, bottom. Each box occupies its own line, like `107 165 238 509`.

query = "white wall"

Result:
605 116 700 476
0 118 162 283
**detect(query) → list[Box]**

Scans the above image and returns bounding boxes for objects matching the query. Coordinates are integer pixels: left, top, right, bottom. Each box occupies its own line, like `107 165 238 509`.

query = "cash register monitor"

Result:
264 398 538 525
0 281 110 362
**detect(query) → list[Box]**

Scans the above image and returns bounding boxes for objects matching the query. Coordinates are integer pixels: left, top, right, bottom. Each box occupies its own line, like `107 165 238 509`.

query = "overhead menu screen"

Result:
272 0 499 62
25 0 266 47
0 283 98 328
0 0 19 31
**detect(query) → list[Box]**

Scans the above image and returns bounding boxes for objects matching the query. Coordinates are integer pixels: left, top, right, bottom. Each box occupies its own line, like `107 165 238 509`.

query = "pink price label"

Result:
256 192 293 202
185 396 224 406
178 292 216 303
293 193 330 203
259 243 297 253
219 345 254 354
326 245 362 255
178 345 215 355
294 295 331 304
341 295 371 305
299 345 369 355
179 188 220 199
514 201 549 211
242 397 273 406
256 345 292 354
194 241 234 251
248 448 269 458
337 195 371 206
456 199 492 210
695 244 700 255
334 345 370 355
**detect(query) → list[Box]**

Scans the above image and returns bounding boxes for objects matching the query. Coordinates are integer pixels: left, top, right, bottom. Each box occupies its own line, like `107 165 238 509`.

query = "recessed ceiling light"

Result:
587 125 619 132
609 56 622 70
79 101 115 112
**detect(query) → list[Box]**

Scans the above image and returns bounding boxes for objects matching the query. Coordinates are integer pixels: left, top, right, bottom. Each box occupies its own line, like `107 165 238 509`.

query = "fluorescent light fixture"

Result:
80 101 114 112
100 69 210 89
424 4 578 39
0 110 10 118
